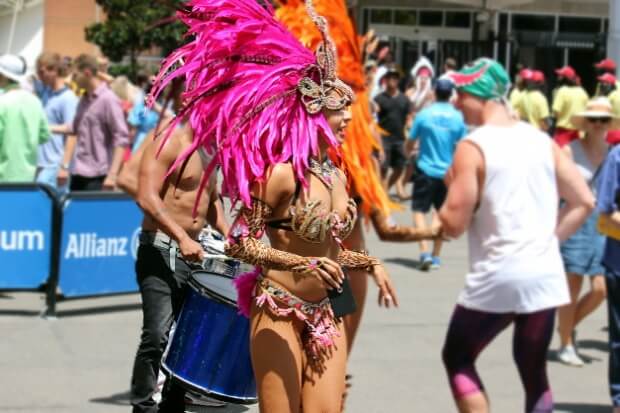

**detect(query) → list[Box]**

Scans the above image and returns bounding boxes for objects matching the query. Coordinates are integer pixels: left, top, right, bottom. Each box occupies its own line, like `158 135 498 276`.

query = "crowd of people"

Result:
0 52 170 193
4 0 620 412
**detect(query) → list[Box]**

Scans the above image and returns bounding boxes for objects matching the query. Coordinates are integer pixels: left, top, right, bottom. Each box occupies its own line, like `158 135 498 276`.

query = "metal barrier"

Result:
0 184 143 317
44 191 142 316
0 184 60 291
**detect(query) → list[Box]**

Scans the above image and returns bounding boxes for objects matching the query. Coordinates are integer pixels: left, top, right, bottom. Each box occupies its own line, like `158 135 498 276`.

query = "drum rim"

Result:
189 271 237 307
160 362 258 405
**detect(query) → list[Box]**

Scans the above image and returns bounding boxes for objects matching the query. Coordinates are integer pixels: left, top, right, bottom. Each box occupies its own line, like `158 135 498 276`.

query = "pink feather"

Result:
149 0 340 207
233 267 261 317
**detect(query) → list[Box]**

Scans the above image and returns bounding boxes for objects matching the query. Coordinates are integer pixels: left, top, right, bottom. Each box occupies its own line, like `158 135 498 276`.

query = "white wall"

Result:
0 3 44 70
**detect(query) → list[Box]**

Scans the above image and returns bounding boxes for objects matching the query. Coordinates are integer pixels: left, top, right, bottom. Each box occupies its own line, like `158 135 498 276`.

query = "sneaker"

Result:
557 345 584 367
419 253 433 271
431 256 441 270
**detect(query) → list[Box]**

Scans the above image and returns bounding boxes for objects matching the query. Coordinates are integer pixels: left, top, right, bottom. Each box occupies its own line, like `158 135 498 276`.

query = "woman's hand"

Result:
305 257 345 291
372 264 399 308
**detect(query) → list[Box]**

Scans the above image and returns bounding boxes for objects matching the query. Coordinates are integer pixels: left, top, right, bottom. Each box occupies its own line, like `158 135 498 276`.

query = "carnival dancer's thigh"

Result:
250 300 304 413
301 320 348 413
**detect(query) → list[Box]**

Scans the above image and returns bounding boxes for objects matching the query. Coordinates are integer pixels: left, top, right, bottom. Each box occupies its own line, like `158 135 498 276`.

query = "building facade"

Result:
1 0 101 68
356 0 609 94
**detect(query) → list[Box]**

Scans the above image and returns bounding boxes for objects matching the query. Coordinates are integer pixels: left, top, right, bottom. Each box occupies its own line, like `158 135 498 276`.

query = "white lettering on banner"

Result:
65 233 129 259
0 230 44 251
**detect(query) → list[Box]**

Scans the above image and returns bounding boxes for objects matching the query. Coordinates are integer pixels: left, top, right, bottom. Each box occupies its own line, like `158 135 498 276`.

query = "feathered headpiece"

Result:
276 0 398 218
149 0 354 207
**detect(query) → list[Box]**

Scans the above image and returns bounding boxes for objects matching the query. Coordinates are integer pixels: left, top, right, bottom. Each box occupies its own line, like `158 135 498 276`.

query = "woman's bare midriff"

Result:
262 227 342 303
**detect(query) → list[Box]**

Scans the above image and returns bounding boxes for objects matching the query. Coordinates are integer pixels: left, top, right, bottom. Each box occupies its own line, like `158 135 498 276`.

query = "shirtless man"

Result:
126 124 227 413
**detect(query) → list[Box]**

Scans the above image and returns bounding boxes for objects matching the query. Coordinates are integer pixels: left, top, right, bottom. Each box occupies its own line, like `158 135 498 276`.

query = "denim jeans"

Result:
606 269 620 407
130 243 197 413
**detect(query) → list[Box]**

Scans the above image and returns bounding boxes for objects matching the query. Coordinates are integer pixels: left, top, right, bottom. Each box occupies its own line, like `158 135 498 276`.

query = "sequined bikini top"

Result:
266 180 358 245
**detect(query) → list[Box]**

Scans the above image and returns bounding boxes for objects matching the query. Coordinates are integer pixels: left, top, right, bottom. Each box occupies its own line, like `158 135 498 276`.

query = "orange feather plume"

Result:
275 0 399 218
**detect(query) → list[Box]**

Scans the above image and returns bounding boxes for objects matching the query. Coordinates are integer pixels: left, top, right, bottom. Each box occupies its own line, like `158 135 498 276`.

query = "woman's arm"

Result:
554 142 596 242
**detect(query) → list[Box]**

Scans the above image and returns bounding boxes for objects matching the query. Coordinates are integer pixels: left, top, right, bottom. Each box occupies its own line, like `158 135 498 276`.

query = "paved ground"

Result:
0 207 612 412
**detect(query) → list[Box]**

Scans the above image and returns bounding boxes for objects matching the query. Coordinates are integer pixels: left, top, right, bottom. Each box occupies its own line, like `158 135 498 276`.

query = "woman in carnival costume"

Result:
276 0 442 353
149 0 391 410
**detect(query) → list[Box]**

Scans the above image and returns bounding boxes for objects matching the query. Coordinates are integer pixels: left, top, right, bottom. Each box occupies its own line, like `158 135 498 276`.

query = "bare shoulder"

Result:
252 163 296 208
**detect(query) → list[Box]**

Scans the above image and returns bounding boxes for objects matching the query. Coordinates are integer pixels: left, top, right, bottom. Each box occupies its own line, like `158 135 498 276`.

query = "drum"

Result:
162 262 257 404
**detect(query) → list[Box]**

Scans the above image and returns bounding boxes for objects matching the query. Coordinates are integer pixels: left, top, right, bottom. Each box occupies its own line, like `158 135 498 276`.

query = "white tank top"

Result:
457 122 569 313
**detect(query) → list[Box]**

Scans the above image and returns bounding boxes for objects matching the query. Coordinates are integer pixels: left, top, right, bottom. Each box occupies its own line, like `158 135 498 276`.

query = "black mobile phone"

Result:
328 276 357 318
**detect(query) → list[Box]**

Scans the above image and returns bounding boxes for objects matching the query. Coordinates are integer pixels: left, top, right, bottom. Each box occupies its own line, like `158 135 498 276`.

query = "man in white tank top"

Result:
438 58 595 413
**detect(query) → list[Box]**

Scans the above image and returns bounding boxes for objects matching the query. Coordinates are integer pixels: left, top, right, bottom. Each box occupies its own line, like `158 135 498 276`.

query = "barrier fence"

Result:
0 184 142 317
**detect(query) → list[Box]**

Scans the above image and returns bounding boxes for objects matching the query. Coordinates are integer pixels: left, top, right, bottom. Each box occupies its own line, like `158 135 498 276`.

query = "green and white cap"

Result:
446 58 511 101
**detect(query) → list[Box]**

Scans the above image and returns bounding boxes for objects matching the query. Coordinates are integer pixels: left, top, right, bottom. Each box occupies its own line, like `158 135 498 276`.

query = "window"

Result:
419 10 443 27
604 18 609 33
394 10 417 26
512 14 555 32
445 12 471 28
559 17 601 34
370 9 393 24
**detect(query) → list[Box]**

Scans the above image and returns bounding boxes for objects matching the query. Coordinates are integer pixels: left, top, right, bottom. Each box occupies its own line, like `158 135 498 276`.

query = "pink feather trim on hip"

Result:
233 267 261 317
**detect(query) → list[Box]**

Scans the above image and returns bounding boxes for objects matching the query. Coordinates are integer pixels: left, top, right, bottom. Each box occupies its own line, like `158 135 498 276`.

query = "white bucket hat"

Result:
571 97 620 131
0 54 27 83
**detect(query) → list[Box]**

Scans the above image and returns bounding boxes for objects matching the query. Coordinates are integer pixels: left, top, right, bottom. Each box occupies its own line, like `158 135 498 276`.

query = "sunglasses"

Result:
587 117 612 124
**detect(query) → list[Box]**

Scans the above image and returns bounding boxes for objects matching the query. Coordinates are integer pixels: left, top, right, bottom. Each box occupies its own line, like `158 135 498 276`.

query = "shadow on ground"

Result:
577 339 609 353
90 390 131 406
90 390 253 412
554 402 610 412
0 303 141 318
384 257 423 271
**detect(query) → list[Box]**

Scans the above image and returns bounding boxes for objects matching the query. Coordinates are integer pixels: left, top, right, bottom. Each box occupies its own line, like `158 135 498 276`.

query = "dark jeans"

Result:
70 174 105 191
130 243 196 413
606 269 620 406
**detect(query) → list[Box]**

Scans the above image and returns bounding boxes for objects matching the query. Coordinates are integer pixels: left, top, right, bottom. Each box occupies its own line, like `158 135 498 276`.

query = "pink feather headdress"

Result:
149 0 354 208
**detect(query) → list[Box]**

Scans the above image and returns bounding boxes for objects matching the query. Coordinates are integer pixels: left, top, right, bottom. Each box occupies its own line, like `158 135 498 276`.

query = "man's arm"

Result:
136 130 203 261
206 186 229 237
103 98 131 190
597 148 620 229
57 134 76 187
554 142 595 241
117 131 155 198
438 141 483 238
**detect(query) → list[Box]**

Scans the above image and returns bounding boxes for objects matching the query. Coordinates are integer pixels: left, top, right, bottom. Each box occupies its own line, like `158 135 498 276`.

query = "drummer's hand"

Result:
179 237 205 262
306 257 344 291
372 264 399 309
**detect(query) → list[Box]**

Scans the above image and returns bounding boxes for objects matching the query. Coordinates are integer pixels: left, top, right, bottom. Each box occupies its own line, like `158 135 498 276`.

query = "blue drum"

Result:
162 259 257 404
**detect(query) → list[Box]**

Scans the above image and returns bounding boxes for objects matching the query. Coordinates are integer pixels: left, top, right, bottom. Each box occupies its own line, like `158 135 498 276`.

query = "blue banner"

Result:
0 186 54 289
58 195 142 297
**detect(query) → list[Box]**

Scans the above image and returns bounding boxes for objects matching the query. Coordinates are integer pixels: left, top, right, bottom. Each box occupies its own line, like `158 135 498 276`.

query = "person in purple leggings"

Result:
439 58 595 413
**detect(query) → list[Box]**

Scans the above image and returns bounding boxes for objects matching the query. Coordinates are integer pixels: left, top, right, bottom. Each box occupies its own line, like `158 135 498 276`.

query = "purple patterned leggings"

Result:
442 305 556 413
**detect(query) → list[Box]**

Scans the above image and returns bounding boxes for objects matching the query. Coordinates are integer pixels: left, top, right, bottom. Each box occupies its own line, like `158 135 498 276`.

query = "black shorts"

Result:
412 171 447 213
382 138 407 170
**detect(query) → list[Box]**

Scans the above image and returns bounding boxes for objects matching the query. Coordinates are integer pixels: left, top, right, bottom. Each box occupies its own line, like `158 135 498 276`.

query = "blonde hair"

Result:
109 75 140 102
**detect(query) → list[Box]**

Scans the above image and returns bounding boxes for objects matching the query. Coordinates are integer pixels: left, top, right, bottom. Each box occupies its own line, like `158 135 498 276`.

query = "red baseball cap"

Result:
598 73 617 85
519 68 534 81
555 66 577 80
532 70 545 83
596 58 617 71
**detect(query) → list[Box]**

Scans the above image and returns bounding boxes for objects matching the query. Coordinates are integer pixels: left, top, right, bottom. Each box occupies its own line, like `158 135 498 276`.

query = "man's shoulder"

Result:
608 144 620 163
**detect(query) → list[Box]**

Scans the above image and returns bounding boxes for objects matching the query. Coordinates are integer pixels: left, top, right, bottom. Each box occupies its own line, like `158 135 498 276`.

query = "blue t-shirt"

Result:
37 87 78 168
596 144 620 272
128 92 161 153
409 102 466 179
